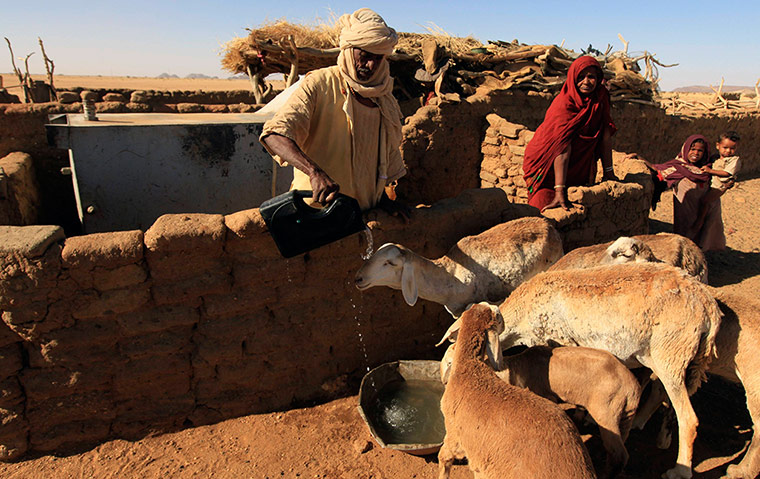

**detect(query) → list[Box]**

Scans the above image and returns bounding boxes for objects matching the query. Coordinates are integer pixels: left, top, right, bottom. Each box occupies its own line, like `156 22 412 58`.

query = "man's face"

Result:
715 138 738 158
353 48 385 81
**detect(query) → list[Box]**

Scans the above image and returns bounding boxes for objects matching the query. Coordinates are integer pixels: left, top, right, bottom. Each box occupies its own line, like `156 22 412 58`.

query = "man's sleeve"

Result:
259 75 317 167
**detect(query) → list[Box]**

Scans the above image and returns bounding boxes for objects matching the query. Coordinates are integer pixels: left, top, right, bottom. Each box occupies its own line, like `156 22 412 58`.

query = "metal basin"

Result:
357 360 445 456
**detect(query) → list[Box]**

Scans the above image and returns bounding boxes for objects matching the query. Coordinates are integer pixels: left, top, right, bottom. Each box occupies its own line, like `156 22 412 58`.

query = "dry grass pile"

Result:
221 19 671 105
657 78 760 114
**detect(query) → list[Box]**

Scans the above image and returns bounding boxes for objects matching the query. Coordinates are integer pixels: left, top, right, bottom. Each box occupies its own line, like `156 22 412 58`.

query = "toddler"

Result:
693 131 741 233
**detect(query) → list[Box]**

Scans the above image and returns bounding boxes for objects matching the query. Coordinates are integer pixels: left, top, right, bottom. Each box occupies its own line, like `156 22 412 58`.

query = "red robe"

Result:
523 56 616 210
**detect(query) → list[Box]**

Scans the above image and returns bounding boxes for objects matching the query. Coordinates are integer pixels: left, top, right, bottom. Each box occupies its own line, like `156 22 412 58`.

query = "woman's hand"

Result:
541 187 570 212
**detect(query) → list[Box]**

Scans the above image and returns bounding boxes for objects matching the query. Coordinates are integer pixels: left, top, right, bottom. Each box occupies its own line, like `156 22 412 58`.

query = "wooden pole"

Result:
4 37 30 103
38 37 57 101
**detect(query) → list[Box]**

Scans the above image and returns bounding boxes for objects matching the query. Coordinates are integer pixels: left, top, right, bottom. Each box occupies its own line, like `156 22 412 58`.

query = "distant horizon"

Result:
2 1 758 91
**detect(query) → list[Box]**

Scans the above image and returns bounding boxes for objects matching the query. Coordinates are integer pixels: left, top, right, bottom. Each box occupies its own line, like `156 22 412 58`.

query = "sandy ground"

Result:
0 175 757 479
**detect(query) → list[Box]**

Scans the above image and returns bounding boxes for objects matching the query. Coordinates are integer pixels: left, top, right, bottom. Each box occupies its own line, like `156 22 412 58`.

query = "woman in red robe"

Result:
523 55 617 211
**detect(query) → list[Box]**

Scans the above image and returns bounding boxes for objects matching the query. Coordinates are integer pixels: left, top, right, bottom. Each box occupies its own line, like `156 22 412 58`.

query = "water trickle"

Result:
360 226 374 260
348 280 372 374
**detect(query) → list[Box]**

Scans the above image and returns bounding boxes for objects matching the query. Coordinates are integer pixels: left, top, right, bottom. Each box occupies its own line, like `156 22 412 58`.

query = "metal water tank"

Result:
46 112 293 233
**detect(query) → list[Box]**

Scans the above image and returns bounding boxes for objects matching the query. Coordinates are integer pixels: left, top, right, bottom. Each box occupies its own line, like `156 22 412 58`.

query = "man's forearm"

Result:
262 133 321 177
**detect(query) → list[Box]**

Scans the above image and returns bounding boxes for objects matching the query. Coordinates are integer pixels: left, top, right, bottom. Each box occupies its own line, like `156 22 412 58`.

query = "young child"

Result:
693 131 741 233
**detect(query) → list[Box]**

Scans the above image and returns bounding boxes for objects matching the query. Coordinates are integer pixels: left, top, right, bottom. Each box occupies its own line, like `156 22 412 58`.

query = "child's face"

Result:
715 138 738 158
687 142 706 164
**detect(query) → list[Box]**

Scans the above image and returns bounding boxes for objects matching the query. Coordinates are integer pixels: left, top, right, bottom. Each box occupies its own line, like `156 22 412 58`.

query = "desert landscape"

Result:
0 64 758 478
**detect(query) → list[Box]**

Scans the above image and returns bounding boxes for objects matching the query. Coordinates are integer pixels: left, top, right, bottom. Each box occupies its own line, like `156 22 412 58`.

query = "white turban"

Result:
338 8 397 55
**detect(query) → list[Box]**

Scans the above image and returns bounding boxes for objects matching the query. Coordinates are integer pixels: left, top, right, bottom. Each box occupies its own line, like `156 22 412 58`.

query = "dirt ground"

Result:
0 74 284 94
0 174 756 479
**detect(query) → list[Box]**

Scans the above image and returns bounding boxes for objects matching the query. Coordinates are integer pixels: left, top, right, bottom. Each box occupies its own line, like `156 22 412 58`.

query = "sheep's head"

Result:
438 302 504 382
604 237 658 265
354 243 418 306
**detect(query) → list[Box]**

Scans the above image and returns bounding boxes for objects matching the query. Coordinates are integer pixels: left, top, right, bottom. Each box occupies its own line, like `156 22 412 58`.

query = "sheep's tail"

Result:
685 292 722 395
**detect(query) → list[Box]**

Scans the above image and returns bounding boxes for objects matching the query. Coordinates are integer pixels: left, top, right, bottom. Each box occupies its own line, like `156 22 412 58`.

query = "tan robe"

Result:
260 65 406 210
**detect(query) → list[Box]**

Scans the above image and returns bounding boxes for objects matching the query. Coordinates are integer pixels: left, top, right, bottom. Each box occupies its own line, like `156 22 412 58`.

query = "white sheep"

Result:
634 289 760 479
438 303 597 479
354 217 563 316
549 233 708 283
496 262 722 479
439 342 640 478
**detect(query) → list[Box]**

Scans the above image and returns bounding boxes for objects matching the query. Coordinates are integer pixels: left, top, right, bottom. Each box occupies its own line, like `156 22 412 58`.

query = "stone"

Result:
144 213 225 255
62 230 143 270
102 93 126 102
0 225 64 258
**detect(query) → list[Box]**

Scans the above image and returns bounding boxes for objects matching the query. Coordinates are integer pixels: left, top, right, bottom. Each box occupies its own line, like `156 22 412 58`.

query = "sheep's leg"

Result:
438 436 455 479
633 379 668 431
657 373 698 479
724 373 760 479
597 423 628 479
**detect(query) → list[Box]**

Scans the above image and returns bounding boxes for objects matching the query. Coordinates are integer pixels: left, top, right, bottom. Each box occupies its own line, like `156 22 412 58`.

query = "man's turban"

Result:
338 8 397 56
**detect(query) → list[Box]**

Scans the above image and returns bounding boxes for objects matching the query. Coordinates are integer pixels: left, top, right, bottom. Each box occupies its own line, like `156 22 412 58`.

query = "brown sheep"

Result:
438 303 596 479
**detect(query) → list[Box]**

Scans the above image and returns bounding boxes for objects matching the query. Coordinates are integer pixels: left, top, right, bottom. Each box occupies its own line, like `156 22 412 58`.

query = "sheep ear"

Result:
401 260 418 306
436 318 461 347
486 329 503 370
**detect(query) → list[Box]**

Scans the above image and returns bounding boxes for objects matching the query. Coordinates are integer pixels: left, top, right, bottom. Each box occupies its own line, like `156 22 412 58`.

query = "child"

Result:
692 131 741 234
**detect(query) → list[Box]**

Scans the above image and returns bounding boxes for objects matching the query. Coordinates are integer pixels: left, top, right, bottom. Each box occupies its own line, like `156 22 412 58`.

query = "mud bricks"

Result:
480 113 652 250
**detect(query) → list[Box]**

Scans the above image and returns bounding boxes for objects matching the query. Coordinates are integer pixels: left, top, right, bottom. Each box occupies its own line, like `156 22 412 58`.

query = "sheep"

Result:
495 262 722 479
548 233 708 283
438 303 596 479
438 342 640 478
634 289 760 479
354 217 564 316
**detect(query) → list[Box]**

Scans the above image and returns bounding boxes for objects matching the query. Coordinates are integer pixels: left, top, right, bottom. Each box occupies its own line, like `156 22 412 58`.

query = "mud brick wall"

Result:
397 91 758 208
480 114 652 250
0 188 530 460
0 152 40 226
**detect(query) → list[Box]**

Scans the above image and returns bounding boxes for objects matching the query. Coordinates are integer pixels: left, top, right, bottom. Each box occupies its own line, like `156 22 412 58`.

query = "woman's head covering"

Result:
522 55 615 201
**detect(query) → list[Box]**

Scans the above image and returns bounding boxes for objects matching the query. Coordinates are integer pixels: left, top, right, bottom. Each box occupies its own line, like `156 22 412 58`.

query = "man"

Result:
260 8 409 218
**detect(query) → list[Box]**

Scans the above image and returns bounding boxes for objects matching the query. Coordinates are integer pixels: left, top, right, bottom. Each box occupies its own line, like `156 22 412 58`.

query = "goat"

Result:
354 217 563 316
496 263 722 479
438 303 596 479
439 342 640 478
549 233 708 283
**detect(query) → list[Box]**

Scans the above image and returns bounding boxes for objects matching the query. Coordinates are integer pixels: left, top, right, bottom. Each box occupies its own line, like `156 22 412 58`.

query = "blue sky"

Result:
2 1 758 90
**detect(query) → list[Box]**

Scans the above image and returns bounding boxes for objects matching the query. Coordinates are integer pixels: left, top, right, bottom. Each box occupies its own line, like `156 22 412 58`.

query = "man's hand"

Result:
309 169 340 204
378 193 411 222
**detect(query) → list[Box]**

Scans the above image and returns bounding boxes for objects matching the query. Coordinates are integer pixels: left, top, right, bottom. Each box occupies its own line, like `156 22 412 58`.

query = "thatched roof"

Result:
221 20 673 105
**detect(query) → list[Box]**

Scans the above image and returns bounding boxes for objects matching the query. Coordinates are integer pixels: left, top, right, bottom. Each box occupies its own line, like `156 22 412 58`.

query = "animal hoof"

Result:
661 465 692 479
723 463 750 478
